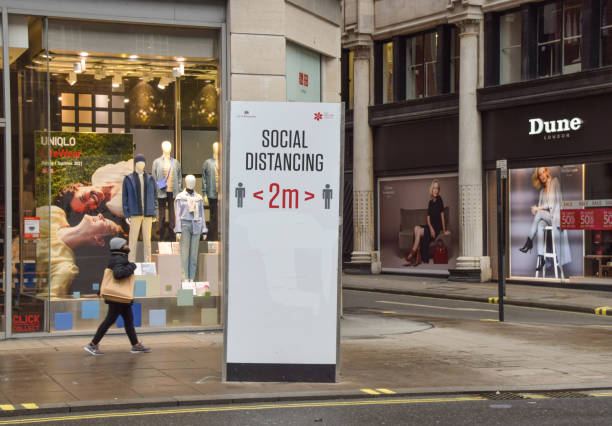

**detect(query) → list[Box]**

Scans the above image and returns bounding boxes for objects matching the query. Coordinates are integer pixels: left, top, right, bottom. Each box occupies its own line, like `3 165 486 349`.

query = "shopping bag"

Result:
99 268 135 303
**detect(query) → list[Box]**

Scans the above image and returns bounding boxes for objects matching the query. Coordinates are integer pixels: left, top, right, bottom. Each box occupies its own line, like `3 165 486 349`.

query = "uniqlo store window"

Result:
483 94 612 283
5 17 222 334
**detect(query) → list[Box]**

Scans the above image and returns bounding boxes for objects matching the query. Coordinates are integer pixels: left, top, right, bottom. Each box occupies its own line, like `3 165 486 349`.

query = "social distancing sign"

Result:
225 101 342 382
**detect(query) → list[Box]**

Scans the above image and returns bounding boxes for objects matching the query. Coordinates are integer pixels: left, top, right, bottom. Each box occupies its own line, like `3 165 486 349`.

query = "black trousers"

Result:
208 198 218 241
157 193 175 241
92 302 138 346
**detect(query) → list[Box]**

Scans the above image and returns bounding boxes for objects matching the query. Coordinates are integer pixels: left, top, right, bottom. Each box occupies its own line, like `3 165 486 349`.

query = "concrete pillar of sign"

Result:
453 19 491 282
350 46 375 267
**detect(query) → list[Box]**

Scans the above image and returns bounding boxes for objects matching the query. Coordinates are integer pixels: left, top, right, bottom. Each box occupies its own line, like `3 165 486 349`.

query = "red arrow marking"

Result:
253 190 264 200
304 191 315 201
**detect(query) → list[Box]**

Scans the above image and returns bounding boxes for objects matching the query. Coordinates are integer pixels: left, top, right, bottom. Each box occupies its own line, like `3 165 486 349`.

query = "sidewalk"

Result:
2 303 612 416
343 273 612 314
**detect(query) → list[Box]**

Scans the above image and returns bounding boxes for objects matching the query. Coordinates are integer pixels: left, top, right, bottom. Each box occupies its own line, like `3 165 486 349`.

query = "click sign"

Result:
226 101 342 382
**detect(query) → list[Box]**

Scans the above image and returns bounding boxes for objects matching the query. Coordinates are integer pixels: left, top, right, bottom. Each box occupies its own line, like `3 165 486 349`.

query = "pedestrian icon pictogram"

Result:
323 184 332 209
235 182 245 208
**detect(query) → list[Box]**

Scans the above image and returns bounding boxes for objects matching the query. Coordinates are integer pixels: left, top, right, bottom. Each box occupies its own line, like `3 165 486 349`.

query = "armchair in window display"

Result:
122 154 158 263
201 142 219 240
152 141 181 241
175 175 208 281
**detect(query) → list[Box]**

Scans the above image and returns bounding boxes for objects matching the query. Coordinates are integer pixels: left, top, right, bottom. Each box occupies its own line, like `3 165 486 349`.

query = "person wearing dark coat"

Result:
84 237 151 355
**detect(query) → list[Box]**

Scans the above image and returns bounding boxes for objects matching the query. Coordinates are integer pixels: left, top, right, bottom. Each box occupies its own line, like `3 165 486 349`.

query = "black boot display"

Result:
519 237 533 253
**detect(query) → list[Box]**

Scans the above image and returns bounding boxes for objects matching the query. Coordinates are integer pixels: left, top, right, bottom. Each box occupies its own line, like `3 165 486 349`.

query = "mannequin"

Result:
122 154 158 262
201 142 219 240
175 175 207 281
152 141 181 241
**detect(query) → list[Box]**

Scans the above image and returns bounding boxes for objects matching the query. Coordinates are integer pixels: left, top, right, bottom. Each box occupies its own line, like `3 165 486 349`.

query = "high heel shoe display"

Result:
409 250 422 267
519 237 533 253
404 249 417 263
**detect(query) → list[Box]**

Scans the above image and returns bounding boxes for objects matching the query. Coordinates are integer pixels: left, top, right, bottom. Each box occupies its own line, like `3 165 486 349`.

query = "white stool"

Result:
535 225 565 279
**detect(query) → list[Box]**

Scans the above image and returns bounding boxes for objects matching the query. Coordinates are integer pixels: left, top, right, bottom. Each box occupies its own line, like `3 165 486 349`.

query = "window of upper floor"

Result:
486 0 612 87
374 25 459 105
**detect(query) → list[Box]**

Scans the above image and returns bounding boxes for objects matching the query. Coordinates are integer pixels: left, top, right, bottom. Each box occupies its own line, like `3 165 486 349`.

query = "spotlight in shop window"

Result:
112 74 123 88
158 76 173 89
172 63 184 78
67 71 77 86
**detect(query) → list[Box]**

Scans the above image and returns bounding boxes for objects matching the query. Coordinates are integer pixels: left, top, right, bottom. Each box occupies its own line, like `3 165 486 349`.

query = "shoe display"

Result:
519 237 533 253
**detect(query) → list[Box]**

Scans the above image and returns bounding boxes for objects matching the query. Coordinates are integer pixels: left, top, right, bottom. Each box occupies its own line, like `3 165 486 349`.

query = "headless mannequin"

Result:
126 160 156 262
155 140 179 241
202 142 219 240
175 175 207 281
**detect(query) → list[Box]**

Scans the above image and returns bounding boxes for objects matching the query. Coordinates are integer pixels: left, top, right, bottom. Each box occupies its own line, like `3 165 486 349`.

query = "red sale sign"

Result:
561 208 612 230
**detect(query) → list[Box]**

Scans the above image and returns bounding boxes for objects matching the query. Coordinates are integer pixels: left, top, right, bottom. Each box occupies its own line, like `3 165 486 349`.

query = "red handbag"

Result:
433 241 449 264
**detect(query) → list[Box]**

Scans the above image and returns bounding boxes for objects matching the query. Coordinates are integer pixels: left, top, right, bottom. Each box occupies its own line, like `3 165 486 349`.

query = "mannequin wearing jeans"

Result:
174 175 207 280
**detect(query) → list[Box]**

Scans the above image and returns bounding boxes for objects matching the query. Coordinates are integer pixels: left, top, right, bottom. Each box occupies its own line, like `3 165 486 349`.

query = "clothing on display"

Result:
152 154 181 241
123 158 158 262
122 172 158 218
152 156 181 197
174 187 207 280
202 157 218 239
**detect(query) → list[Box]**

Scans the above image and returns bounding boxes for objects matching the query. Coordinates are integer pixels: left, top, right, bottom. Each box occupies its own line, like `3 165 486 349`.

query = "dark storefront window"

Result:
500 11 522 84
406 31 439 99
537 0 582 77
602 0 612 65
382 41 394 104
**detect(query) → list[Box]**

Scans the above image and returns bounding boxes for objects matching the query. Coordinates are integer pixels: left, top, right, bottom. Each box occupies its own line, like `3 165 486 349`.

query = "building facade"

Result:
342 0 612 284
0 0 341 338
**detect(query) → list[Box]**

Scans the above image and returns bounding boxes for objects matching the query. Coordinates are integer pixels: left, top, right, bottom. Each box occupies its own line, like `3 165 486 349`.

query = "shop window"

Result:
348 50 354 110
450 27 460 94
602 0 612 65
382 41 394 103
500 11 522 84
406 32 439 99
10 16 222 334
537 0 582 77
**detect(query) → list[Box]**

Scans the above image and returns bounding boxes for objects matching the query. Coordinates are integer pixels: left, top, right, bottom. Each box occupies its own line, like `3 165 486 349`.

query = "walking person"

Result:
84 237 151 355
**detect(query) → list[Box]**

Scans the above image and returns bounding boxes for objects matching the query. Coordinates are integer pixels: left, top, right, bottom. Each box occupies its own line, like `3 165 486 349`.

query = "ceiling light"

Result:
112 74 122 88
124 98 129 103
176 57 185 62
129 55 138 59
80 52 88 57
67 72 77 86
172 63 184 78
157 76 173 89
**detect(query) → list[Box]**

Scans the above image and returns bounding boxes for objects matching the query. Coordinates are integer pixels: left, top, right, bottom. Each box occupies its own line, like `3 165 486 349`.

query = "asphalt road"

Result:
342 289 612 327
7 394 612 425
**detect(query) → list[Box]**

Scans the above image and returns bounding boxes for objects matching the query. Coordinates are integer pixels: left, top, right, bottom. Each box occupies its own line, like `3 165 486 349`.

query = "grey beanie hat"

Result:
109 237 127 251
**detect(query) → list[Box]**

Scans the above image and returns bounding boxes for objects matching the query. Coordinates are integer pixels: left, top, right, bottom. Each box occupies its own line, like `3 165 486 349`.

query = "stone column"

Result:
455 19 490 279
351 46 374 265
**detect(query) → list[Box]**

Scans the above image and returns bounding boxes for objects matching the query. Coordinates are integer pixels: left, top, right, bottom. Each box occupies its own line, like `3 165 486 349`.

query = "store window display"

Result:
175 175 207 281
122 154 158 262
202 142 219 240
152 141 181 241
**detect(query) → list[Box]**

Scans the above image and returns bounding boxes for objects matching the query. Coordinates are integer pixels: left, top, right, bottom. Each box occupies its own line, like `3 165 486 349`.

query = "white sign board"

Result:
226 101 342 382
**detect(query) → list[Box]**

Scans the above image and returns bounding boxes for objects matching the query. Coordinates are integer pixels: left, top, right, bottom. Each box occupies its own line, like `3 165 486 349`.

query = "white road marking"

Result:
376 300 498 313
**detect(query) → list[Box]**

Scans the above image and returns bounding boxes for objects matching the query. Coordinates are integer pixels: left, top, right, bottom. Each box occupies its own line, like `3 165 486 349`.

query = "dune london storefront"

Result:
481 73 612 284
0 2 227 337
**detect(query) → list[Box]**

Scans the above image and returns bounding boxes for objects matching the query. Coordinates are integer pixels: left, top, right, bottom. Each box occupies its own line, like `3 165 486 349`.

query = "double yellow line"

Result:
0 397 487 424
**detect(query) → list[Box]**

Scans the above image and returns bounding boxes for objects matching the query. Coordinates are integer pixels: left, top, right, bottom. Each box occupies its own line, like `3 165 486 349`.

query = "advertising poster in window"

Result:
35 131 133 297
509 165 584 278
379 174 459 275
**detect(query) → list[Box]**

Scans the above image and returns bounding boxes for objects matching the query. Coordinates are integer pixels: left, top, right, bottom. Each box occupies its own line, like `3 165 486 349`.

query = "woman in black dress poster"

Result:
405 179 450 266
